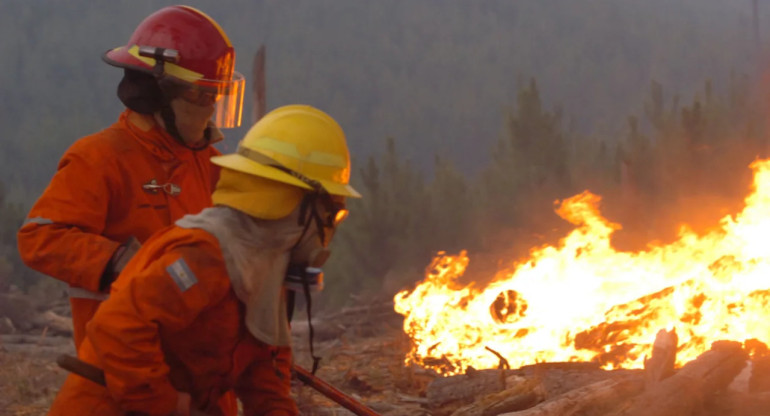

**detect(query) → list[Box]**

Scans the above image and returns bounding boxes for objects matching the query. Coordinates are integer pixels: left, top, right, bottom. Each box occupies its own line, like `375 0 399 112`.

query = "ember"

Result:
395 159 770 375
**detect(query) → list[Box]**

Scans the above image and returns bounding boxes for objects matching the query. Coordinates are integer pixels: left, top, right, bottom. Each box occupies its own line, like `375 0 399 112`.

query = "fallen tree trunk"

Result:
644 328 677 388
697 390 770 416
512 362 637 401
427 369 507 408
31 310 73 335
449 376 545 416
497 375 644 416
611 340 748 416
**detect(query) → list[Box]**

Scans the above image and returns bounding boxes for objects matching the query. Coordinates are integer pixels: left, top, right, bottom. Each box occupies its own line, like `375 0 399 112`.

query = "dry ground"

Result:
0 337 73 416
0 302 435 416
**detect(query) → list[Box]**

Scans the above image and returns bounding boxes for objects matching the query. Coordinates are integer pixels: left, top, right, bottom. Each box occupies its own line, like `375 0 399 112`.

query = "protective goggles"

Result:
262 163 348 228
315 197 348 228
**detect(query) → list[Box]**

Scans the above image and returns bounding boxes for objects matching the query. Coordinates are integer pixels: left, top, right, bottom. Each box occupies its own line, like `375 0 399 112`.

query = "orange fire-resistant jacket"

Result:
47 226 298 416
17 109 221 350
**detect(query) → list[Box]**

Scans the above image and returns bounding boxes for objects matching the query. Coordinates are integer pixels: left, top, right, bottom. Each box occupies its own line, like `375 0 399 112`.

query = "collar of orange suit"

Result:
122 110 222 161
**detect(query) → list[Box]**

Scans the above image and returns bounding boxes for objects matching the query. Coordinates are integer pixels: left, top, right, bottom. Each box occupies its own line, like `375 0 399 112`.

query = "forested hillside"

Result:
2 0 769 308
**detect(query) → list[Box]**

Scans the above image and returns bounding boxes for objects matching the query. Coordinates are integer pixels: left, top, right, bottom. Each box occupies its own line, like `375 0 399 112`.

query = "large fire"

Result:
394 159 770 375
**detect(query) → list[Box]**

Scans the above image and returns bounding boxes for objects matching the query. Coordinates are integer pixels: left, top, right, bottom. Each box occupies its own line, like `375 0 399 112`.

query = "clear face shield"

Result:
178 72 246 128
135 46 246 129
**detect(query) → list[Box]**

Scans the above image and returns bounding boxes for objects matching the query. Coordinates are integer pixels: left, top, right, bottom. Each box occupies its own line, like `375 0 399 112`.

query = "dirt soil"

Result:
0 336 74 416
0 302 436 416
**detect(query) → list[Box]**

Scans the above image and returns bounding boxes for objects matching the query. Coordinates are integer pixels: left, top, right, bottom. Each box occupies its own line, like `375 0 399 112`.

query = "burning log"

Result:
610 340 748 416
497 375 644 416
512 361 632 401
426 368 507 408
747 339 770 393
449 376 545 416
427 361 627 415
644 328 678 388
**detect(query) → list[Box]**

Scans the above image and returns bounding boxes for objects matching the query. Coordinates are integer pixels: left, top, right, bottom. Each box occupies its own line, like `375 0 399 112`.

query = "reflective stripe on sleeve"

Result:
68 286 109 301
22 217 54 226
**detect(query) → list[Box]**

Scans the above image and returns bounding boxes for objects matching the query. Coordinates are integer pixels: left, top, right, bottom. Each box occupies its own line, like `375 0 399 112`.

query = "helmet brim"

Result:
103 46 153 72
211 153 362 198
318 180 362 198
211 154 312 191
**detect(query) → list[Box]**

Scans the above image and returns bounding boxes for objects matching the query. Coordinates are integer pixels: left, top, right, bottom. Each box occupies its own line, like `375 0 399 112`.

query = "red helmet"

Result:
103 5 244 128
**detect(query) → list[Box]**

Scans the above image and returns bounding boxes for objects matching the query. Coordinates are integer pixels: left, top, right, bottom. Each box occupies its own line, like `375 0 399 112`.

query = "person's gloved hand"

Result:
173 391 191 416
111 236 141 273
99 236 141 291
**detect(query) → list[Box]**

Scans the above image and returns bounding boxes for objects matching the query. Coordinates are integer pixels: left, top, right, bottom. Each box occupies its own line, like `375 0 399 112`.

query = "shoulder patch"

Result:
166 257 198 292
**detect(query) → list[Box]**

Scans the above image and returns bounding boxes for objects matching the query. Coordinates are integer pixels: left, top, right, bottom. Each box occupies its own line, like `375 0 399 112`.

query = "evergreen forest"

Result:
2 1 770 309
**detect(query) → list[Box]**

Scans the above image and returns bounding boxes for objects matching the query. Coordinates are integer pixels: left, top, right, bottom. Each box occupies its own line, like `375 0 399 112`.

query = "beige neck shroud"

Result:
176 206 304 346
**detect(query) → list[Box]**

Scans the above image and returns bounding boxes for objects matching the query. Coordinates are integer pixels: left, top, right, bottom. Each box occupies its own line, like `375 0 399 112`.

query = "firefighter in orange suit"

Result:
47 105 361 416
17 5 245 352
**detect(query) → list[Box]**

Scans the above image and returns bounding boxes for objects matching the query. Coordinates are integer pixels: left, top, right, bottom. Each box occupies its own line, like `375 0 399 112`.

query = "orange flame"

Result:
394 159 770 375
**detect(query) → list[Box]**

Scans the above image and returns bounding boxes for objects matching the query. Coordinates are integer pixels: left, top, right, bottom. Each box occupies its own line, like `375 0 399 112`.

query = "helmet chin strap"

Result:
158 104 211 151
288 192 330 375
152 65 210 152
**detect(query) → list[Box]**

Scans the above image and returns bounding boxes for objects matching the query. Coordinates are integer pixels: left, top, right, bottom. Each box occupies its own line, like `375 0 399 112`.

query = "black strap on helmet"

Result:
137 46 179 77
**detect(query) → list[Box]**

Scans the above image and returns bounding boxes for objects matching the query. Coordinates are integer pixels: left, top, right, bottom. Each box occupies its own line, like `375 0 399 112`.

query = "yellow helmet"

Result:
211 105 360 219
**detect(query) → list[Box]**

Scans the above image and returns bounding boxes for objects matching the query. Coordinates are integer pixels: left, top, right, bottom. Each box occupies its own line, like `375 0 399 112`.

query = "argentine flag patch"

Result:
166 258 198 292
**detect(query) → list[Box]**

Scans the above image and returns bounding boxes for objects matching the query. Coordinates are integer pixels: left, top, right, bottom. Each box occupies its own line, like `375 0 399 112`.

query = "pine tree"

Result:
324 138 431 305
479 78 572 246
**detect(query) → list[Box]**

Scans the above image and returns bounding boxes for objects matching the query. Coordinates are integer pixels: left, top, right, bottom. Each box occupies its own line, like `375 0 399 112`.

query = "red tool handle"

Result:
57 354 382 416
293 365 381 416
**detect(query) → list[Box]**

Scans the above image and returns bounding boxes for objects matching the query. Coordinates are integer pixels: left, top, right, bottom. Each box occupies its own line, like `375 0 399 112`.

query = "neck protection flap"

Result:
176 206 303 346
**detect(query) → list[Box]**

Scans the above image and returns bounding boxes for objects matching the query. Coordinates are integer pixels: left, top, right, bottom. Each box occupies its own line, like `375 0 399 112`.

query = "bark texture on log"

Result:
449 376 545 416
31 310 73 335
749 355 770 393
498 375 644 416
644 328 677 388
701 390 770 416
427 369 507 408
612 340 748 416
512 364 637 400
